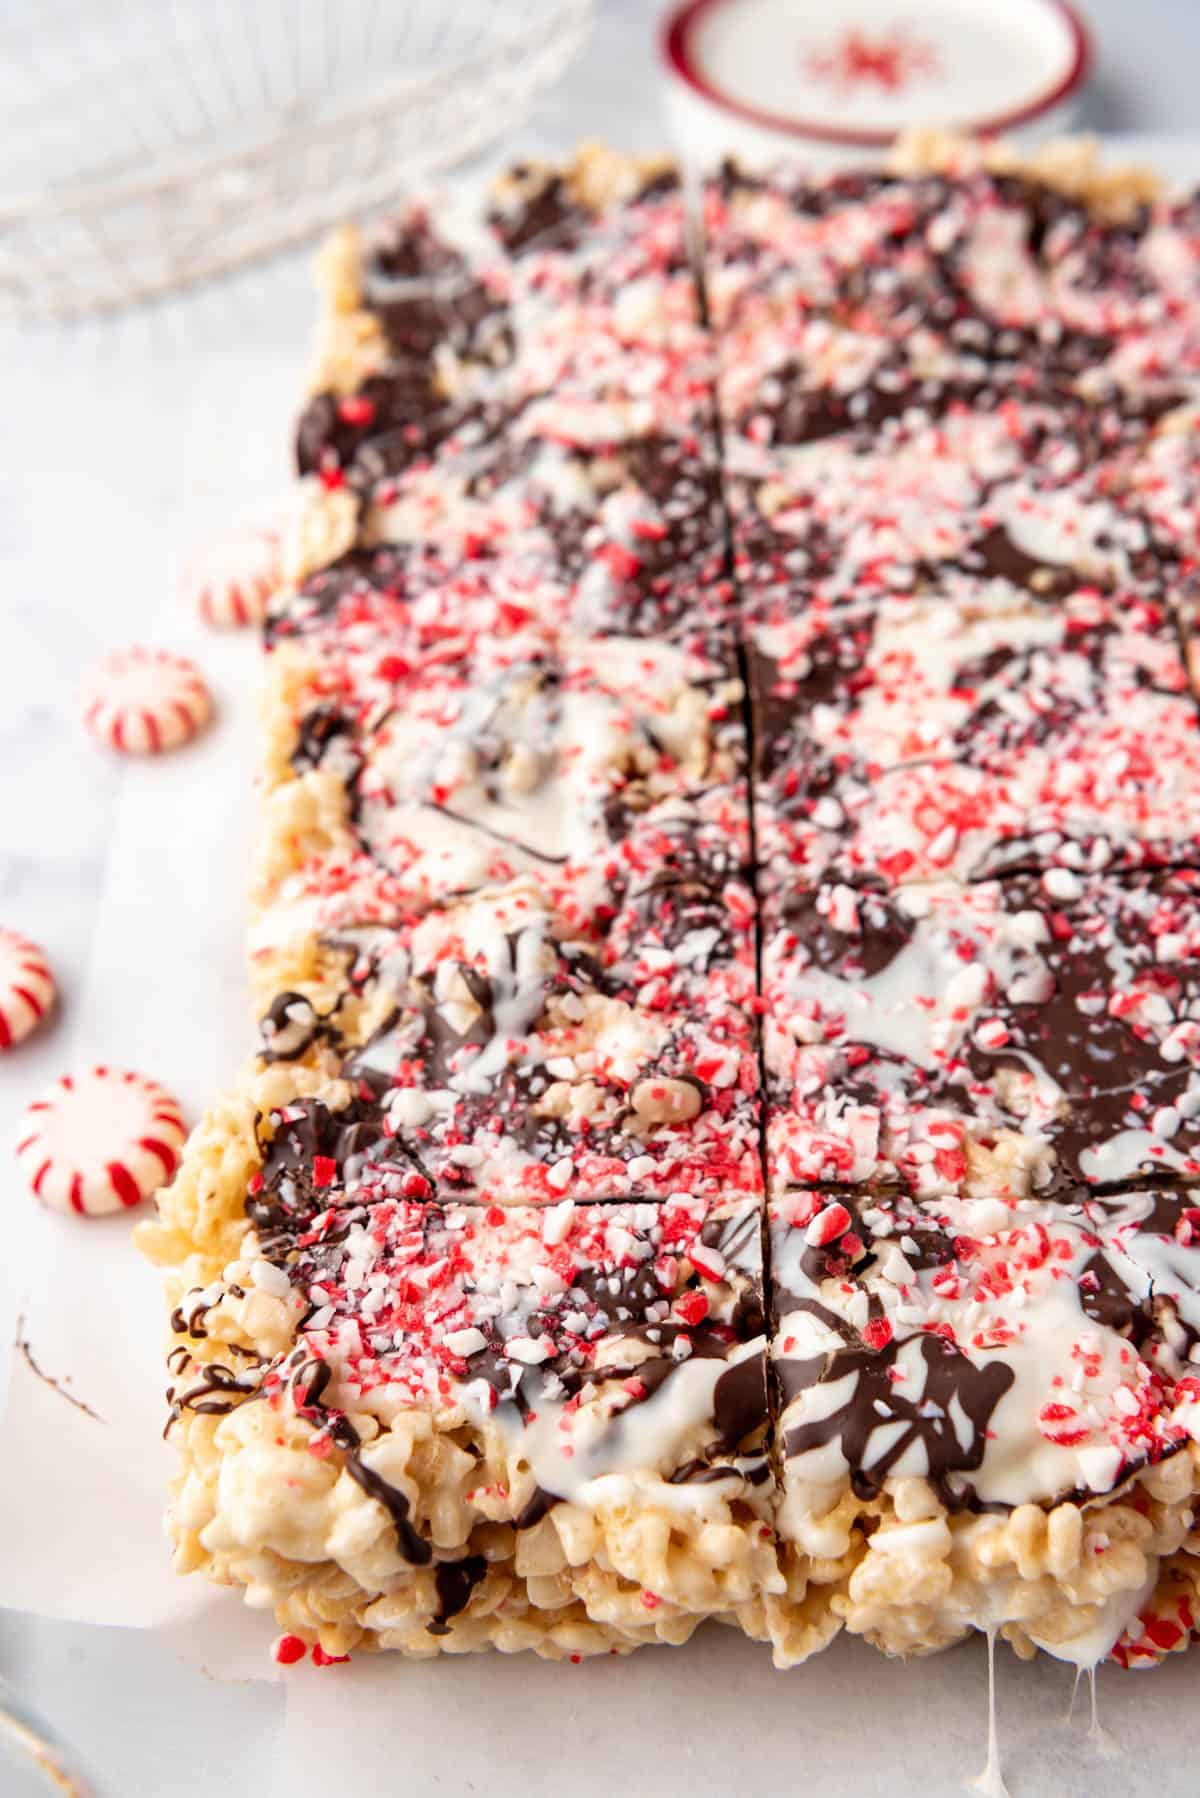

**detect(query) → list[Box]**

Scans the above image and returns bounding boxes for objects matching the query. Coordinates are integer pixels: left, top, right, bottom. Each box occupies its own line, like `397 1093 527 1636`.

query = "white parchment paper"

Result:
0 292 298 1637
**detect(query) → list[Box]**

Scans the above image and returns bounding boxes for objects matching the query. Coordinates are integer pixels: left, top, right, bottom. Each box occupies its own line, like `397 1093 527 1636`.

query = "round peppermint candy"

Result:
17 1067 186 1215
81 647 212 754
0 930 55 1049
184 522 281 629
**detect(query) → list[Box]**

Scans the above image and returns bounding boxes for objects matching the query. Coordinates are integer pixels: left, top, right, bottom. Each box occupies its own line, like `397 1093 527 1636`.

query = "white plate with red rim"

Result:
662 0 1092 169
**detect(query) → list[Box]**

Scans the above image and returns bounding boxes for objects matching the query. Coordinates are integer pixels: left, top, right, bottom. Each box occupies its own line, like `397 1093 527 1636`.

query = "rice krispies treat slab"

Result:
764 869 1200 1197
144 1130 796 1659
247 872 762 1207
748 583 1200 891
147 139 1200 1685
766 1183 1200 1665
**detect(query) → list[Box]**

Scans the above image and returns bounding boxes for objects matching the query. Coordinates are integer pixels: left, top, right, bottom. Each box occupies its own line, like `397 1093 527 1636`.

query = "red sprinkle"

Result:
337 395 376 427
862 1317 893 1351
674 1290 709 1327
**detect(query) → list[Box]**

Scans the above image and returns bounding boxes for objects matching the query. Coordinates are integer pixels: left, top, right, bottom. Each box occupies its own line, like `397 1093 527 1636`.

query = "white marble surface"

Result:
5 2 1200 1792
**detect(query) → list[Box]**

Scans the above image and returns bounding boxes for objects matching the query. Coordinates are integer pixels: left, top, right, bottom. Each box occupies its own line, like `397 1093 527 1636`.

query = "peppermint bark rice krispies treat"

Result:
746 583 1200 892
291 146 722 585
763 869 1200 1197
253 870 763 1208
157 1175 787 1657
256 149 747 1001
767 1183 1200 1666
708 155 1200 892
706 145 1199 460
252 548 750 992
708 150 1200 703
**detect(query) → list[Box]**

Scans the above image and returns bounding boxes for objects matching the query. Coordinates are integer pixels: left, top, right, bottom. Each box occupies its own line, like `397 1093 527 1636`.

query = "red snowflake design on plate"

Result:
804 25 939 96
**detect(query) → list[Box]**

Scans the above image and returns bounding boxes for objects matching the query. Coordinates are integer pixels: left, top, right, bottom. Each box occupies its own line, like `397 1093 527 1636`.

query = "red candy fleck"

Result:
1143 1618 1185 1652
337 395 376 427
862 1317 893 1352
674 1290 709 1327
598 543 642 581
1038 1402 1089 1447
932 1147 965 1182
808 1203 852 1246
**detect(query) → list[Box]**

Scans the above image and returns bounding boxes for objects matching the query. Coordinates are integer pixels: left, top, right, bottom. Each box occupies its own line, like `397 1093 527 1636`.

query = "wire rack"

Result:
0 0 595 321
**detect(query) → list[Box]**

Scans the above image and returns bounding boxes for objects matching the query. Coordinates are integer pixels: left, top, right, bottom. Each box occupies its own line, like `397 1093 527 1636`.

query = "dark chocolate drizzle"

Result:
258 991 338 1065
427 1555 489 1635
285 1354 433 1566
344 1455 434 1567
778 1301 1015 1511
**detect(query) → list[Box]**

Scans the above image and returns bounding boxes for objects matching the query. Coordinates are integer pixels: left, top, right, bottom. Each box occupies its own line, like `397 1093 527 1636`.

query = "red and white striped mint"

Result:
16 1066 186 1216
0 930 55 1049
183 522 282 629
81 647 212 755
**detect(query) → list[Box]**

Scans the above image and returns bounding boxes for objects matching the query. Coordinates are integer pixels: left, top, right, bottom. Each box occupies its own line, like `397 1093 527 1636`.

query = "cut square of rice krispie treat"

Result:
707 157 1200 690
264 538 565 652
292 149 717 583
280 404 735 645
765 1181 1200 1665
748 582 1200 890
308 147 700 431
706 158 1200 439
763 869 1200 1196
252 869 761 1208
728 388 1195 619
152 1174 788 1659
345 633 744 891
253 554 749 968
345 424 733 643
296 394 727 610
723 389 1192 659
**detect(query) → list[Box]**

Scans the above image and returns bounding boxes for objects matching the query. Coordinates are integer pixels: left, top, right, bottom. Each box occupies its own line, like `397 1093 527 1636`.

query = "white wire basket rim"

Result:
0 0 594 321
